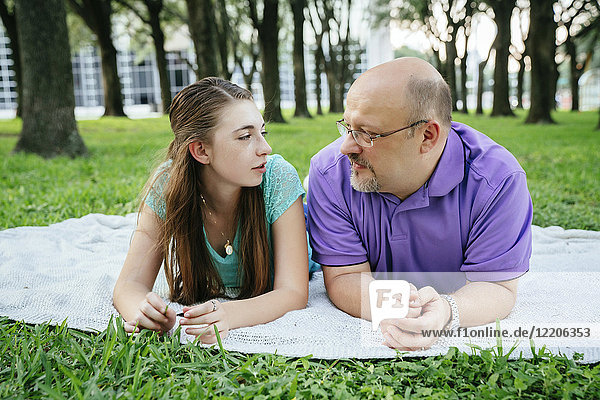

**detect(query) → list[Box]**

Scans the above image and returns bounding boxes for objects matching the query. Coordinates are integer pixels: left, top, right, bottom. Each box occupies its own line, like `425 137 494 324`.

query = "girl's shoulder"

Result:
262 154 305 223
263 154 299 186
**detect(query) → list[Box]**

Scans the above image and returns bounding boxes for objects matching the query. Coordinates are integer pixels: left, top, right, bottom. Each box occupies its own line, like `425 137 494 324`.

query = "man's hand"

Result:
380 286 451 351
123 292 177 334
179 299 230 344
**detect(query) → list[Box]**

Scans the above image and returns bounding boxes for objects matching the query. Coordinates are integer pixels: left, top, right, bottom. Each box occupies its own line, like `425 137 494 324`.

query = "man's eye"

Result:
239 134 251 140
261 131 269 136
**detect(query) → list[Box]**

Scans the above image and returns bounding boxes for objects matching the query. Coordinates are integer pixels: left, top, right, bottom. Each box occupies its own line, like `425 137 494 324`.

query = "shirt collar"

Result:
427 124 465 197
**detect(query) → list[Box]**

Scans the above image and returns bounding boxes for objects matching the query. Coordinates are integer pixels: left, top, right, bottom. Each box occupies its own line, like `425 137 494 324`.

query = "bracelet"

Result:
440 294 460 331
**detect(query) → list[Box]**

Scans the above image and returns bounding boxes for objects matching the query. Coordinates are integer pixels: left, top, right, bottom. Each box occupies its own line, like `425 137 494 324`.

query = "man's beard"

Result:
348 154 381 192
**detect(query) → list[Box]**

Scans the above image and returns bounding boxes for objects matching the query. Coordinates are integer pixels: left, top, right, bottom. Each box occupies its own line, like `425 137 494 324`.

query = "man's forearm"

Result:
326 272 374 320
450 280 518 327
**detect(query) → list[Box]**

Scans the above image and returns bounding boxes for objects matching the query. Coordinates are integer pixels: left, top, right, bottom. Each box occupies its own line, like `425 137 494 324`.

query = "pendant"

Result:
224 240 233 256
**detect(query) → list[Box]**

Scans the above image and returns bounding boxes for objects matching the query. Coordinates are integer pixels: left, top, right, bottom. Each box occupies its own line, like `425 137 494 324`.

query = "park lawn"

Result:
1 110 599 398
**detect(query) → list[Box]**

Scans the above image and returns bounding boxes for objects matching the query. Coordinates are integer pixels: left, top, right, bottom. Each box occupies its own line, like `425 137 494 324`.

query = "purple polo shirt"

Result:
307 122 532 292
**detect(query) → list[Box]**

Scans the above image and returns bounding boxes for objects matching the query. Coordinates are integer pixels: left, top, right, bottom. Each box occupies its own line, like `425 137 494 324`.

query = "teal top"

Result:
145 154 305 287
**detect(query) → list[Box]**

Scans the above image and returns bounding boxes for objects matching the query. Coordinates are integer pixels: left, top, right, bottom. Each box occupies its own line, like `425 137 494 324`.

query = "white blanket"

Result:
1 213 599 362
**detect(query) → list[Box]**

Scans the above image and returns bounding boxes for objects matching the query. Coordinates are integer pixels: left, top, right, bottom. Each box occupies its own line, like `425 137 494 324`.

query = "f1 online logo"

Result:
369 280 410 331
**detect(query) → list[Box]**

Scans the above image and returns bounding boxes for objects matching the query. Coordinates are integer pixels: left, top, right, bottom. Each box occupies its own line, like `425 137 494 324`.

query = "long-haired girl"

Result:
113 78 309 343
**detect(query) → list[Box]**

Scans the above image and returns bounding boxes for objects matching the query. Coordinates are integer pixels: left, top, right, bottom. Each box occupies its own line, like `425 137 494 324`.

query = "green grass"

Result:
1 110 599 398
2 317 599 398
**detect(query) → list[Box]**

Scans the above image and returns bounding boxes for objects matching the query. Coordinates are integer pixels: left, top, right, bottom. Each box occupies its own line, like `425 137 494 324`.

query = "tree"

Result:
556 0 597 112
249 0 286 123
526 0 556 124
457 0 474 113
290 0 311 118
513 4 528 110
0 1 22 117
476 39 495 115
307 0 358 114
384 0 475 112
185 0 220 78
68 0 126 117
14 0 86 158
486 0 515 117
570 2 600 128
116 0 172 114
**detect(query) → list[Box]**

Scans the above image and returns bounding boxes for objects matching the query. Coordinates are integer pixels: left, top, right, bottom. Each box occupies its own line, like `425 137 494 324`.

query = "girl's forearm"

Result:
220 286 308 330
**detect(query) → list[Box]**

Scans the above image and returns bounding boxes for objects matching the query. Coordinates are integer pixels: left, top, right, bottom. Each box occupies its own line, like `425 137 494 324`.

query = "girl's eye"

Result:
261 131 269 136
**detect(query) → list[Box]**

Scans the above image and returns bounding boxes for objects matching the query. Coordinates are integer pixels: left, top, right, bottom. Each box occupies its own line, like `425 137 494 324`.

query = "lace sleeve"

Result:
262 154 305 224
144 160 172 220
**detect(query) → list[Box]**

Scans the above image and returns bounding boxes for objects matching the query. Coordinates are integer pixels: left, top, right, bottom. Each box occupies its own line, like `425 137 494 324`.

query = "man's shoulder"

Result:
310 137 349 178
453 122 525 190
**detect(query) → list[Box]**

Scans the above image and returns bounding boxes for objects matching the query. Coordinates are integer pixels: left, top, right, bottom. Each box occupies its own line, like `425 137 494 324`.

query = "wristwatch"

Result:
440 294 460 331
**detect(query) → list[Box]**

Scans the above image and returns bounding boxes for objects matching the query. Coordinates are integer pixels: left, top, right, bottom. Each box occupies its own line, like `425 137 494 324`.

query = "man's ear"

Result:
189 142 210 164
420 120 441 154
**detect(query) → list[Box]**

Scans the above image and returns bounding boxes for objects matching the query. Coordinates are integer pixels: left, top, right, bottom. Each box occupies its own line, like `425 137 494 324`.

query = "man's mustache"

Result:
348 154 373 170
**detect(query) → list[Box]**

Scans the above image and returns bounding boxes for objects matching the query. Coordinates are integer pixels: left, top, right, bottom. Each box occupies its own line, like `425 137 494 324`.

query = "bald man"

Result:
306 58 532 350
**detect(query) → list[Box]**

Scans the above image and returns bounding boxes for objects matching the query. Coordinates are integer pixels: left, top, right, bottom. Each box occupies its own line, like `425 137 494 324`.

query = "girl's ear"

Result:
189 142 210 164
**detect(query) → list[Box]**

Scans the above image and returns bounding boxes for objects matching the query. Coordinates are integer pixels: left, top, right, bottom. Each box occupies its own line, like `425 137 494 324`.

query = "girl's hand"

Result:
179 299 230 344
123 292 176 334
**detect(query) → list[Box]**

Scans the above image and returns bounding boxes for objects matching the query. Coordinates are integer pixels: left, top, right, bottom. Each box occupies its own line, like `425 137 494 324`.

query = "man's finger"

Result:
416 286 438 304
386 325 435 350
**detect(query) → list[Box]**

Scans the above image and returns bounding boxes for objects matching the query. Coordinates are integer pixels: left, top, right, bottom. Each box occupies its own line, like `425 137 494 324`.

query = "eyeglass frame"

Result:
336 118 429 147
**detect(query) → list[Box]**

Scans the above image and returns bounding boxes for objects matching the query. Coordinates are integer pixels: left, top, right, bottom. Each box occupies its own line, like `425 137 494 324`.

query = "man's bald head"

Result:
348 57 452 133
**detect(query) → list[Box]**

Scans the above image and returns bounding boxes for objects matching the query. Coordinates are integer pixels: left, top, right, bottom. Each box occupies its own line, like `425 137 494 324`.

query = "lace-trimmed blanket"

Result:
1 213 599 363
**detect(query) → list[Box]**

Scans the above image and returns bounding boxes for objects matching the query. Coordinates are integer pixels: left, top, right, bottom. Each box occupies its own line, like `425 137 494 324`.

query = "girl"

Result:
113 78 309 343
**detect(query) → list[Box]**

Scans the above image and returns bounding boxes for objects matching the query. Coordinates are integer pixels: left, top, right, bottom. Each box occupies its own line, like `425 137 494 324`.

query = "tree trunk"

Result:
432 48 442 73
476 58 487 115
186 0 219 79
490 0 515 117
337 1 352 112
314 42 323 115
516 54 525 109
68 0 126 117
445 36 458 112
291 0 311 118
14 0 86 158
476 39 496 116
97 32 126 116
526 0 555 124
326 60 341 113
215 0 232 79
0 2 22 117
146 0 171 114
566 38 580 112
459 55 468 113
256 0 285 122
551 58 559 110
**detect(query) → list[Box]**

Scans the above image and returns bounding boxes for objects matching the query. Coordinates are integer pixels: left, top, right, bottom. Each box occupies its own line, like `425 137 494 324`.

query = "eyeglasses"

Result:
336 119 428 147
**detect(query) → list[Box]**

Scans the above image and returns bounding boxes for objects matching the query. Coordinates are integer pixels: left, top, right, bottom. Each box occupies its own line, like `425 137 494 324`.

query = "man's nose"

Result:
340 131 362 156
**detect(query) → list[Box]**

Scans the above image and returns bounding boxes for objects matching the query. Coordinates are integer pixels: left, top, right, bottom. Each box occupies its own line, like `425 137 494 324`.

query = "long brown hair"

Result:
141 77 270 305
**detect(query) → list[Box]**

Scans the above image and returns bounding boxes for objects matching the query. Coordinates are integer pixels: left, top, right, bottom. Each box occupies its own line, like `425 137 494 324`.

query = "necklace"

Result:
200 193 234 256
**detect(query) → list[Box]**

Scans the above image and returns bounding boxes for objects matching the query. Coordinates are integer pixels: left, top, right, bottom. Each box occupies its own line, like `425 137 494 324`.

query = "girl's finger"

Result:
181 300 219 318
183 324 212 337
123 322 140 333
133 312 163 331
145 292 169 317
140 300 169 324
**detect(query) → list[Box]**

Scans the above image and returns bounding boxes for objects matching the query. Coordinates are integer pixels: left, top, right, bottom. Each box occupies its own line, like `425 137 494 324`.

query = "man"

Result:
307 57 532 350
